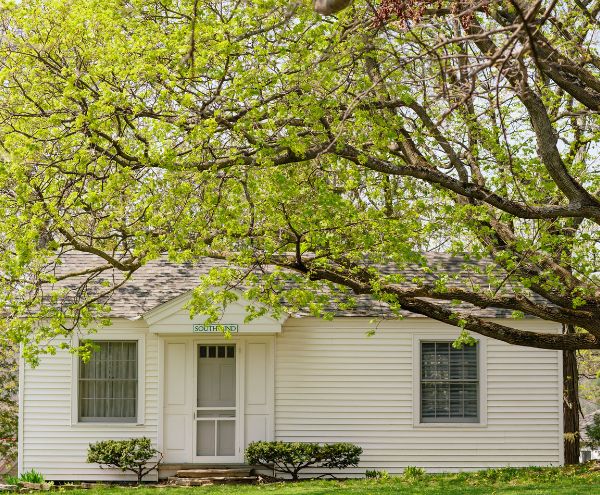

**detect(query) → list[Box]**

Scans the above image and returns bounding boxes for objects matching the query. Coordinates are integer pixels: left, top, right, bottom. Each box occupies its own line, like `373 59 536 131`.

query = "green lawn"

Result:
60 466 600 495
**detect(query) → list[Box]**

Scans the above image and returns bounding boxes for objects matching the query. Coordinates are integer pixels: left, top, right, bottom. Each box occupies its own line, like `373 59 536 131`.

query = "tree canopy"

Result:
1 0 600 361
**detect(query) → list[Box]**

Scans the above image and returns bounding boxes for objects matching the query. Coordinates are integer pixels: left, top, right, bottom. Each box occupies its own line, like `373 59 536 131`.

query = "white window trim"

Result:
412 333 487 428
71 333 146 427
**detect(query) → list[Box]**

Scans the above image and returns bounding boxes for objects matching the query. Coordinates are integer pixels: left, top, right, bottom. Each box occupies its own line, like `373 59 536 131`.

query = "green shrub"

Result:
4 469 48 486
403 465 426 479
18 469 45 484
365 469 389 479
3 474 20 485
586 413 600 449
245 441 362 480
87 438 163 484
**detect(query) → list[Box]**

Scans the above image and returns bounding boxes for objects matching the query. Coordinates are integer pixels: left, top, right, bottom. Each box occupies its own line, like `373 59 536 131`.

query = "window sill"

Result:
71 422 146 428
413 422 487 429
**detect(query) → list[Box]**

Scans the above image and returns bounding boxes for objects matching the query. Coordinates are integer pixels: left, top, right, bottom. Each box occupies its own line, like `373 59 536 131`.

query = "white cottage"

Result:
18 255 564 480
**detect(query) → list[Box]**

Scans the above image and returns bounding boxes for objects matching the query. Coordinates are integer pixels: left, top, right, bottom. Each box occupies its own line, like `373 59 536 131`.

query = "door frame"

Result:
192 338 245 463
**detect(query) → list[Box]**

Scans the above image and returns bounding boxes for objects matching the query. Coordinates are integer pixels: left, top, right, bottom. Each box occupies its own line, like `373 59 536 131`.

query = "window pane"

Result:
434 343 449 380
79 341 137 422
421 343 437 379
449 349 464 379
435 383 449 418
421 341 478 423
421 400 436 418
421 382 436 402
217 420 235 456
196 421 216 456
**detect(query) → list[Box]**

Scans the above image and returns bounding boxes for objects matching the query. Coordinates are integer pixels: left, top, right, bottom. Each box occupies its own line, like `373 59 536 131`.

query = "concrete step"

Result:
175 468 253 479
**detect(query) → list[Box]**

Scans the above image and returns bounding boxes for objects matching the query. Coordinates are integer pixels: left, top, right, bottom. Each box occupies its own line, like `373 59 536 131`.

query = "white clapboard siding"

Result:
274 318 562 474
21 312 563 480
20 320 160 481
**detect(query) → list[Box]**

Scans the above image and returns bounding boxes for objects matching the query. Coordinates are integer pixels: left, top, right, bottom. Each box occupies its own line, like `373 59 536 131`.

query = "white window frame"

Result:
412 334 487 428
71 333 146 427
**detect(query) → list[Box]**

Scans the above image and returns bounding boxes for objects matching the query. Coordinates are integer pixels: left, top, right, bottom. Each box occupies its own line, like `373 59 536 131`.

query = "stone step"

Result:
168 477 212 487
175 468 252 479
207 477 257 485
168 476 257 486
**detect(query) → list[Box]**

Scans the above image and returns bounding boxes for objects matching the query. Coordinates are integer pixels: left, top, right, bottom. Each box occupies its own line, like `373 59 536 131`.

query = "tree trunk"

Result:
563 324 581 464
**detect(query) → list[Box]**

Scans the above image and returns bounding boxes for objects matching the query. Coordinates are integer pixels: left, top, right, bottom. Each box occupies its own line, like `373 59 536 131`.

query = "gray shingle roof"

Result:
49 252 528 320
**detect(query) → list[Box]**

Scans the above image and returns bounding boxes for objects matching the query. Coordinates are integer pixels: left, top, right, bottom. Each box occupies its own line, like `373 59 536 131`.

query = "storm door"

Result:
193 344 238 460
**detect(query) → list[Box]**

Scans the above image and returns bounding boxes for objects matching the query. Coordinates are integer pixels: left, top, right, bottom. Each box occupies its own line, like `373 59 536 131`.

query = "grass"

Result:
45 465 600 495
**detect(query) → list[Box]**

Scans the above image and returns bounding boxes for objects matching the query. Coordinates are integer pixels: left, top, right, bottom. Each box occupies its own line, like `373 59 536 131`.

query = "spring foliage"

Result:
0 0 600 361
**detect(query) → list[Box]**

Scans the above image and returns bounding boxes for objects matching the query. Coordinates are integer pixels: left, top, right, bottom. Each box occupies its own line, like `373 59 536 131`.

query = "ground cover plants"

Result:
4 469 46 485
5 465 596 495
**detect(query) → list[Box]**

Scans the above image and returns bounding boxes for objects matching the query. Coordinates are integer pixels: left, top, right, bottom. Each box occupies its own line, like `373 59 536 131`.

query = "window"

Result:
199 345 235 359
420 341 478 423
78 341 138 423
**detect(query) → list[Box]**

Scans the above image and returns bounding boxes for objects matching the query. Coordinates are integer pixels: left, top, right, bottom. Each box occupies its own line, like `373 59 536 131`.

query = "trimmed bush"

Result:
87 437 163 484
245 441 362 480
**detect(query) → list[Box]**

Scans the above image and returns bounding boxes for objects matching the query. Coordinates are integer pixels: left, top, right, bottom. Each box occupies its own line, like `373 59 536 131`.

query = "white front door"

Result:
161 336 274 464
193 344 240 462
